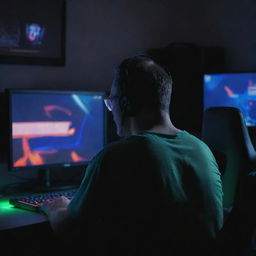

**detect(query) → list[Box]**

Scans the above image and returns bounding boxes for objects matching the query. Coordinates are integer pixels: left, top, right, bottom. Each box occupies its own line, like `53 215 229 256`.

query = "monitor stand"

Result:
38 168 51 189
12 168 79 194
35 168 79 192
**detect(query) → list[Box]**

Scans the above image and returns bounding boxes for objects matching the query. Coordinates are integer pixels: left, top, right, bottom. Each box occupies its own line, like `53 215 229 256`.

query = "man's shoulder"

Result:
181 131 211 148
104 132 208 152
102 135 148 154
90 135 152 164
179 131 217 163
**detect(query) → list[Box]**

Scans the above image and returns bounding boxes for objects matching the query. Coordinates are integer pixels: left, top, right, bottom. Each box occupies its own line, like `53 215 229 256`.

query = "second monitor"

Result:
204 72 256 127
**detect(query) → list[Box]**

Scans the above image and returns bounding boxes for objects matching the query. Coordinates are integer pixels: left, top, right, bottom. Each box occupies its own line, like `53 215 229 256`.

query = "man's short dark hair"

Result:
115 55 173 114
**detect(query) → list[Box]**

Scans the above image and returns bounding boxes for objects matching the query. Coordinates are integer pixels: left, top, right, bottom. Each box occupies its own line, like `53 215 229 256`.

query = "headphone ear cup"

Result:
119 95 134 116
126 103 134 116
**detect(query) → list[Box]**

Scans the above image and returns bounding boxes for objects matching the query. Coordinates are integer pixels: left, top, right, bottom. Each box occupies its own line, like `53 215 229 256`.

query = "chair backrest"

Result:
201 106 256 208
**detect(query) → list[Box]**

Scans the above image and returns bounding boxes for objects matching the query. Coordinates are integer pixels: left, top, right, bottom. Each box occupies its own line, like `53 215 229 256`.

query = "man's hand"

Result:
40 196 71 233
40 196 71 215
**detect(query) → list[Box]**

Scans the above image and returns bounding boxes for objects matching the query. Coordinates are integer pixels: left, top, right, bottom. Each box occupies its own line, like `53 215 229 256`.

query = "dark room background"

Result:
0 0 255 189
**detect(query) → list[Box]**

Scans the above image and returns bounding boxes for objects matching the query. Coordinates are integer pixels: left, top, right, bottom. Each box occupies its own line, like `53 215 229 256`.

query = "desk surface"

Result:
0 196 47 231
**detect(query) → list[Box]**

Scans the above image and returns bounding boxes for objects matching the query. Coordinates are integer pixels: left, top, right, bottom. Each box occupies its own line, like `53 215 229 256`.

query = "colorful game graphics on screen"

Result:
25 23 46 46
0 0 65 62
0 19 46 53
11 92 105 168
1 22 46 48
204 73 256 126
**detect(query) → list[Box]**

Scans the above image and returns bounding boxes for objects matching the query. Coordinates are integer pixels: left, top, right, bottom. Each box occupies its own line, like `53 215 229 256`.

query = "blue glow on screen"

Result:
204 73 256 126
11 91 105 168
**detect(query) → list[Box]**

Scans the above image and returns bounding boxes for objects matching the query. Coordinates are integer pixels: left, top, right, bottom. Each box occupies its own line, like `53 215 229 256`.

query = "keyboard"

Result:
9 188 78 212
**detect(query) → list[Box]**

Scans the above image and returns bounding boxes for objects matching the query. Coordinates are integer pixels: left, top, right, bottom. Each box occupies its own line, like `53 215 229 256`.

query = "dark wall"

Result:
0 0 255 189
1 0 255 92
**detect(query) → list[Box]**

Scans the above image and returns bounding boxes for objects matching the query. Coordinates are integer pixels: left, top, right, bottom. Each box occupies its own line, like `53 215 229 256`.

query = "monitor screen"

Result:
204 72 256 126
8 89 106 170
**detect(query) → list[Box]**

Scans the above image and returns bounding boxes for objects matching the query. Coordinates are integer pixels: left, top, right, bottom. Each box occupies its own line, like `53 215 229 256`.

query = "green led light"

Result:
0 200 14 210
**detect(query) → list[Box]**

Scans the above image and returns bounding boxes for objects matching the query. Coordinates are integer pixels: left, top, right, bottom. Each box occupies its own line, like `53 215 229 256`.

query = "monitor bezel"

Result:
6 88 107 172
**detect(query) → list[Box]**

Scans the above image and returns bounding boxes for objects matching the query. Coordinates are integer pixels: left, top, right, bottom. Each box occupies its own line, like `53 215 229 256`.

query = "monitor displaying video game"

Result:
204 72 256 126
8 89 106 170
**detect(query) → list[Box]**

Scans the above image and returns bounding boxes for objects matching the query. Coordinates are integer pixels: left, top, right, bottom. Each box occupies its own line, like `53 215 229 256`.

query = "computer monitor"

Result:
7 89 106 189
203 72 256 126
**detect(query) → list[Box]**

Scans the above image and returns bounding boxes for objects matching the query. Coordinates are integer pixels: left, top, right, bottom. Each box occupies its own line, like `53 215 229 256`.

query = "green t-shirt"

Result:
68 131 223 255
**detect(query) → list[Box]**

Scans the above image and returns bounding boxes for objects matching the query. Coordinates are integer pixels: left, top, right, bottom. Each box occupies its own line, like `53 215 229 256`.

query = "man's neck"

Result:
124 110 181 136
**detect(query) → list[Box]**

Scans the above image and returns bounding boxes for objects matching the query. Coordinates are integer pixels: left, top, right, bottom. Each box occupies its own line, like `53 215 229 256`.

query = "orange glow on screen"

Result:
12 121 74 138
13 121 77 167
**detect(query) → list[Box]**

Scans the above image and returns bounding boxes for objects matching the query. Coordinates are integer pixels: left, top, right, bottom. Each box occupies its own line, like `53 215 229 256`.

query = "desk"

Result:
0 196 47 231
0 197 62 256
0 197 55 256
